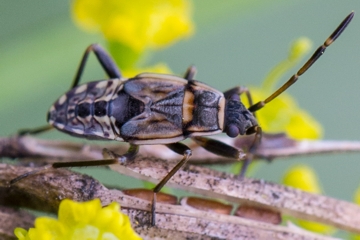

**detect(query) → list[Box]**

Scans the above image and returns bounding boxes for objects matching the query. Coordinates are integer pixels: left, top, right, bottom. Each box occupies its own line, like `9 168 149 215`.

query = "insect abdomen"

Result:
48 79 127 140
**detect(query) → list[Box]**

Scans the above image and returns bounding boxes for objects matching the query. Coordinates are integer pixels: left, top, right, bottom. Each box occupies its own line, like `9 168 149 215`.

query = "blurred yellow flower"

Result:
354 185 360 205
282 165 335 235
352 186 360 239
72 0 194 53
14 199 142 240
282 165 322 193
244 38 322 140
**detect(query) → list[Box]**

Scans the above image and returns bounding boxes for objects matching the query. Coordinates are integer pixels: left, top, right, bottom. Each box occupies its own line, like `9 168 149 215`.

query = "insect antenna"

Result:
248 11 354 113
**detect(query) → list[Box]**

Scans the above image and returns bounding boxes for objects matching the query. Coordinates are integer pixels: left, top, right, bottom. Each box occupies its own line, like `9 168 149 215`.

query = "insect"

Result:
14 12 354 225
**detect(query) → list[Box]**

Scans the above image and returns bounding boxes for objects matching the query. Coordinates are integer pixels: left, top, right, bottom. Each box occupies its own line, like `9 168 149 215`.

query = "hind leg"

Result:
19 44 121 136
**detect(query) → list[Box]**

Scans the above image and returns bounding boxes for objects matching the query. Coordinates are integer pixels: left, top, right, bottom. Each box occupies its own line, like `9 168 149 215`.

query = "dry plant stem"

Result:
2 160 360 235
122 209 338 240
0 164 339 240
2 135 360 236
2 135 360 164
0 206 35 240
129 226 225 240
109 157 360 234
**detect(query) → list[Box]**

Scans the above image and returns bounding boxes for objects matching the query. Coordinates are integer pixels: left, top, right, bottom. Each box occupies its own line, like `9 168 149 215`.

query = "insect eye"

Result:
226 124 239 138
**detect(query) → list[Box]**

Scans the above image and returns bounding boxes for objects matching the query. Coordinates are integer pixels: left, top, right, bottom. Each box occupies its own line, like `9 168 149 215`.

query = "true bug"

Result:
14 12 354 225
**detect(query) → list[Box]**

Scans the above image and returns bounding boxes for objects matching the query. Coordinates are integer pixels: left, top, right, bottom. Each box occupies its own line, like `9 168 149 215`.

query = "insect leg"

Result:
248 12 354 112
18 45 122 136
183 65 197 80
238 126 262 178
192 136 246 160
223 86 254 107
18 125 53 136
224 86 257 120
101 144 139 164
192 130 261 178
71 44 122 89
223 86 261 176
150 142 192 225
10 144 139 185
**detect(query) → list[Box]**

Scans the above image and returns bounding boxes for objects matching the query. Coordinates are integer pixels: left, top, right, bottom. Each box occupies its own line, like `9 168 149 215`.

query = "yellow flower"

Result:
352 187 360 239
354 185 360 205
282 165 335 235
14 199 142 240
72 0 194 53
282 165 322 193
243 38 322 140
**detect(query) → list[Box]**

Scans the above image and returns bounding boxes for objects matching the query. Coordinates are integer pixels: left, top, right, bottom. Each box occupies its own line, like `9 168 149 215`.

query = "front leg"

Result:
224 86 254 107
238 126 262 178
192 133 261 178
223 86 262 177
192 136 246 161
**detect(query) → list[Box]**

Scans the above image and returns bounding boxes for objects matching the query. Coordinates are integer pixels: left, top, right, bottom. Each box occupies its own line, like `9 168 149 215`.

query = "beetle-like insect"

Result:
14 12 354 225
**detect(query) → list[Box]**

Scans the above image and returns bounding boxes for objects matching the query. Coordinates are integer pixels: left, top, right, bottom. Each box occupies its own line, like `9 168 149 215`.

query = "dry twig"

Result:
0 164 344 240
2 135 360 238
2 134 360 164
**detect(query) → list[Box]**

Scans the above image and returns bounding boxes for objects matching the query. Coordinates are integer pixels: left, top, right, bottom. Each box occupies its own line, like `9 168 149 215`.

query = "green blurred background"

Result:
1 0 360 211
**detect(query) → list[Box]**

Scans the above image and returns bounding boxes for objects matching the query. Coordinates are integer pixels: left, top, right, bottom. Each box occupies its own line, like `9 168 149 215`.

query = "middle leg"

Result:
150 142 192 225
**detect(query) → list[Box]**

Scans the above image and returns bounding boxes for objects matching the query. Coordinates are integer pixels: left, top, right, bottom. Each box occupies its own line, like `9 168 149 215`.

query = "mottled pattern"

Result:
48 79 124 140
48 74 225 144
184 80 224 137
121 76 186 142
